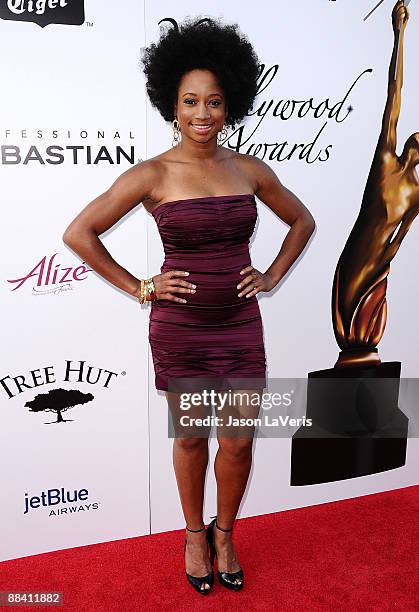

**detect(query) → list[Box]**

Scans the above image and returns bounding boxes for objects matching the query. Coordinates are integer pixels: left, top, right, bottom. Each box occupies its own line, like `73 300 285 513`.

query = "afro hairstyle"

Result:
140 15 260 130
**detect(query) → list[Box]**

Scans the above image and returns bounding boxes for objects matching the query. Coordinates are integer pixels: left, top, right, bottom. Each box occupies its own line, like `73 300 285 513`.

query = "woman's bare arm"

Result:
62 160 160 298
250 156 316 286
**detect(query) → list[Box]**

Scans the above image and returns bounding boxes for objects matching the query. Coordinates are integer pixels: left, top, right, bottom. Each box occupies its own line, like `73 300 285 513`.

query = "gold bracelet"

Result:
146 278 156 301
136 278 157 304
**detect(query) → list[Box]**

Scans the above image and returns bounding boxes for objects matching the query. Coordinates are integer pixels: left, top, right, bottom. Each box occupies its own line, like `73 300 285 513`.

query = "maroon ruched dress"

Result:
149 193 267 392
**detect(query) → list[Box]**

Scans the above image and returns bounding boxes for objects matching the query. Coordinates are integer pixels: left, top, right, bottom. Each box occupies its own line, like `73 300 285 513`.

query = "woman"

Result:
62 16 315 595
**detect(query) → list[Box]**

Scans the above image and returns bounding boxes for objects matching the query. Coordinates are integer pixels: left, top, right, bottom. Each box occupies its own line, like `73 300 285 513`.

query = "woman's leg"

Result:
213 388 262 582
165 390 212 585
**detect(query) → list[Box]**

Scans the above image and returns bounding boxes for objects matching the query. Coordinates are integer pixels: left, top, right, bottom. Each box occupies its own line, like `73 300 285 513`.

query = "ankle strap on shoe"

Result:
216 522 233 532
210 515 233 532
185 523 205 532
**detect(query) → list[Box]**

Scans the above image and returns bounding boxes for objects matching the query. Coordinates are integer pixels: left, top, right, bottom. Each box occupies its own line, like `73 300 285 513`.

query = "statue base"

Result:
290 361 408 485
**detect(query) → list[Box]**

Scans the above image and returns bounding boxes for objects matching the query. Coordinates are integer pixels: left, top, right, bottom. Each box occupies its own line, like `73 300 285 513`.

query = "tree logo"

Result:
25 387 94 424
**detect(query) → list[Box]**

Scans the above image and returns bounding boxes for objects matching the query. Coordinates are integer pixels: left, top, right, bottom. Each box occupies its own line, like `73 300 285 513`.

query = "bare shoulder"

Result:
233 152 283 194
106 154 172 207
110 156 163 198
147 147 180 167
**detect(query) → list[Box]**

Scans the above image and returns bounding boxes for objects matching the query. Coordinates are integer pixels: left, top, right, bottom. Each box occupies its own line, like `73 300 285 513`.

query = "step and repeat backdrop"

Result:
1 0 418 561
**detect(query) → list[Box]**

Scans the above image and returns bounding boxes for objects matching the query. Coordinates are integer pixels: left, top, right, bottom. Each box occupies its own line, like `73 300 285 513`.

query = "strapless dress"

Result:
149 193 266 392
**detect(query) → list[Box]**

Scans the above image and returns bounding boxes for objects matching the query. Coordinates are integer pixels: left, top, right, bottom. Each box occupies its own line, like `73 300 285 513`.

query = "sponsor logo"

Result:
7 253 92 295
24 486 100 515
1 360 125 424
0 0 85 28
1 129 138 166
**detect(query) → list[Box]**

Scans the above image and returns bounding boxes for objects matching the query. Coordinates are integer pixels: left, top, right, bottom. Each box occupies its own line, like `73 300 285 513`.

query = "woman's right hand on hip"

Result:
152 270 196 303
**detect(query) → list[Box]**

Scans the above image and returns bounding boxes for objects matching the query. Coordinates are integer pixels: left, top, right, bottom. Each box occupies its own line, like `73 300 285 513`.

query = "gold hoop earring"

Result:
172 118 181 147
217 123 228 145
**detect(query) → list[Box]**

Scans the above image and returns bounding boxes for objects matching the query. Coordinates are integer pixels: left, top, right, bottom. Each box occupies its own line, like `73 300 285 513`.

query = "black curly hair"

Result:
140 15 260 130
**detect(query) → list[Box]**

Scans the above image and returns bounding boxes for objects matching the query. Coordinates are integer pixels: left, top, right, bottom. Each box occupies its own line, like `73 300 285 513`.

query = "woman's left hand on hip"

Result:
237 266 276 298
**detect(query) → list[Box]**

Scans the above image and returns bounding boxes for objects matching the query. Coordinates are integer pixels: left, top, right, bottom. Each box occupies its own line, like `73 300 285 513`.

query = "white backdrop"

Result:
1 0 418 562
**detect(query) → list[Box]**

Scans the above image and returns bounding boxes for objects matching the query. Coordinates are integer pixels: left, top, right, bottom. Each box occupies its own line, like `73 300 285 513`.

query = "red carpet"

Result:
1 485 417 611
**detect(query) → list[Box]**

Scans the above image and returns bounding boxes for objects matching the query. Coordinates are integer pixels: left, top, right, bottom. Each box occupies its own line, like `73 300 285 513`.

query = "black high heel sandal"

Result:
206 515 244 591
184 523 214 595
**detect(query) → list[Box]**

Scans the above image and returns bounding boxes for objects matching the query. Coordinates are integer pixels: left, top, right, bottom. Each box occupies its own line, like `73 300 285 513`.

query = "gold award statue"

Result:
291 1 414 485
333 0 418 367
